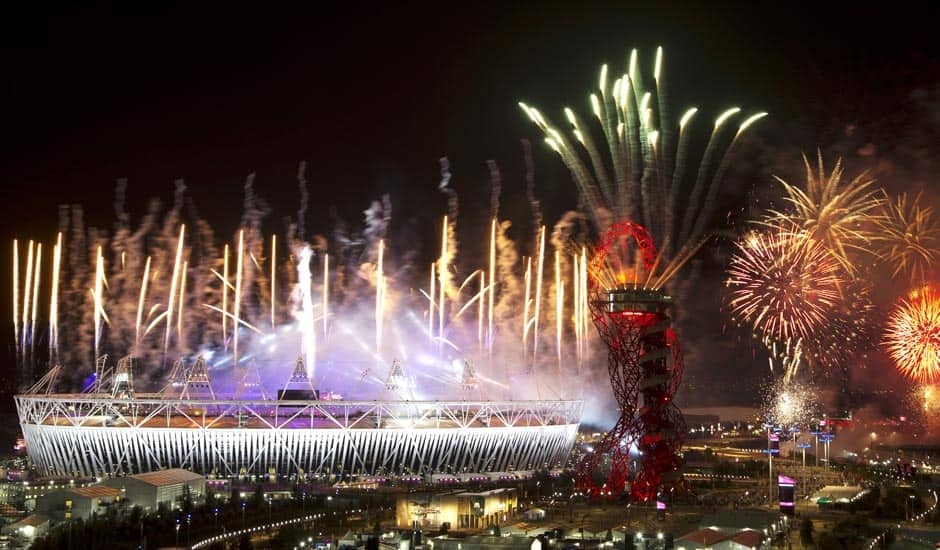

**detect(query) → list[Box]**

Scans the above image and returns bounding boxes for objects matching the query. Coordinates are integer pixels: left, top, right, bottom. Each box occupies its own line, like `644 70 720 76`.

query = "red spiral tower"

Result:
576 221 686 501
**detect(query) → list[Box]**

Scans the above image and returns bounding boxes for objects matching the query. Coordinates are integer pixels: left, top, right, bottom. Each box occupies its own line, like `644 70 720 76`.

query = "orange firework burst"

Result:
765 153 882 276
885 288 940 384
726 227 843 342
874 192 940 285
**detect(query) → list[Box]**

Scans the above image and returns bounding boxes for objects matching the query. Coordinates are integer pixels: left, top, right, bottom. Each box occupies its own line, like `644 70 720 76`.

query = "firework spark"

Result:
519 47 765 288
49 234 62 362
376 239 385 353
322 253 329 339
726 227 843 343
765 153 883 275
761 378 820 427
885 288 940 384
874 192 940 285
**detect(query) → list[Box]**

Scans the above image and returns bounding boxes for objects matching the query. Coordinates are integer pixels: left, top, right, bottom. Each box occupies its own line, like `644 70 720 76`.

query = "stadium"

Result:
10 181 589 482
15 359 583 479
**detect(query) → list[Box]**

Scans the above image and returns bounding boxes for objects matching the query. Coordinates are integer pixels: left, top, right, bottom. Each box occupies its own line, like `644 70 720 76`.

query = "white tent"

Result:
523 508 546 521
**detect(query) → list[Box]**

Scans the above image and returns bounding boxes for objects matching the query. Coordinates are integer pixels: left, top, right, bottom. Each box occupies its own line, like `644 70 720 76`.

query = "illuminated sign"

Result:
778 475 795 516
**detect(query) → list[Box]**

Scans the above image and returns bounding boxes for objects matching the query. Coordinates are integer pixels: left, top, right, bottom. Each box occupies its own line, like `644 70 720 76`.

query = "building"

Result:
522 508 546 521
17 395 581 479
34 485 123 521
424 534 535 549
676 528 728 550
0 479 91 510
726 530 764 550
396 488 517 530
699 509 784 536
675 527 767 550
101 469 205 511
1 513 50 541
809 485 863 505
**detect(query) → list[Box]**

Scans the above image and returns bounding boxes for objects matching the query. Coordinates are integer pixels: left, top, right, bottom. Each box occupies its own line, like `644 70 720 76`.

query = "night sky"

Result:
0 4 935 408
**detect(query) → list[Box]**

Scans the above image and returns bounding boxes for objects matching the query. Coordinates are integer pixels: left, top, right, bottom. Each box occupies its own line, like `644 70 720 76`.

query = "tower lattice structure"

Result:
576 221 686 501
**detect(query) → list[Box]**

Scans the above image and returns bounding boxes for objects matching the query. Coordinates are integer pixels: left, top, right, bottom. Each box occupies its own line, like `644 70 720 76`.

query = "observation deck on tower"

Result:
599 283 673 315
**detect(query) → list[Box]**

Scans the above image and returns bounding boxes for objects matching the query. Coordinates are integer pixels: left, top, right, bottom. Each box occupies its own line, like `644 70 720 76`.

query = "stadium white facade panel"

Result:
16 395 582 478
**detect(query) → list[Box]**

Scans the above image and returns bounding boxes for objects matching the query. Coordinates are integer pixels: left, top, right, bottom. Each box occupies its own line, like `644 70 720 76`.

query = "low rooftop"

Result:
127 469 204 487
678 528 728 546
67 485 122 498
700 509 782 532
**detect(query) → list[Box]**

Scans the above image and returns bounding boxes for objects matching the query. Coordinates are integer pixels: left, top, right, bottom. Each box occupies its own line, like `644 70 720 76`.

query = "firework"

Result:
21 240 33 352
297 245 316 378
917 384 939 424
759 276 876 382
222 244 229 345
49 234 62 362
234 229 244 365
903 384 940 438
764 337 804 383
523 256 532 354
270 235 276 329
438 216 448 356
92 245 106 359
12 240 19 359
488 218 496 354
519 47 765 287
726 227 843 343
177 260 187 348
135 256 151 354
533 225 546 362
885 288 940 384
164 225 185 358
908 384 939 417
9 168 596 407
761 378 820 427
375 239 385 352
802 280 874 379
923 384 937 415
478 271 485 351
428 261 435 345
322 253 329 338
765 153 882 275
30 243 42 359
874 192 940 285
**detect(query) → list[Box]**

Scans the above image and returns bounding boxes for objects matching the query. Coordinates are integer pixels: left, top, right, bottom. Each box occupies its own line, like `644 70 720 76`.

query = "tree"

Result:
815 532 838 549
270 524 303 549
800 517 814 547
